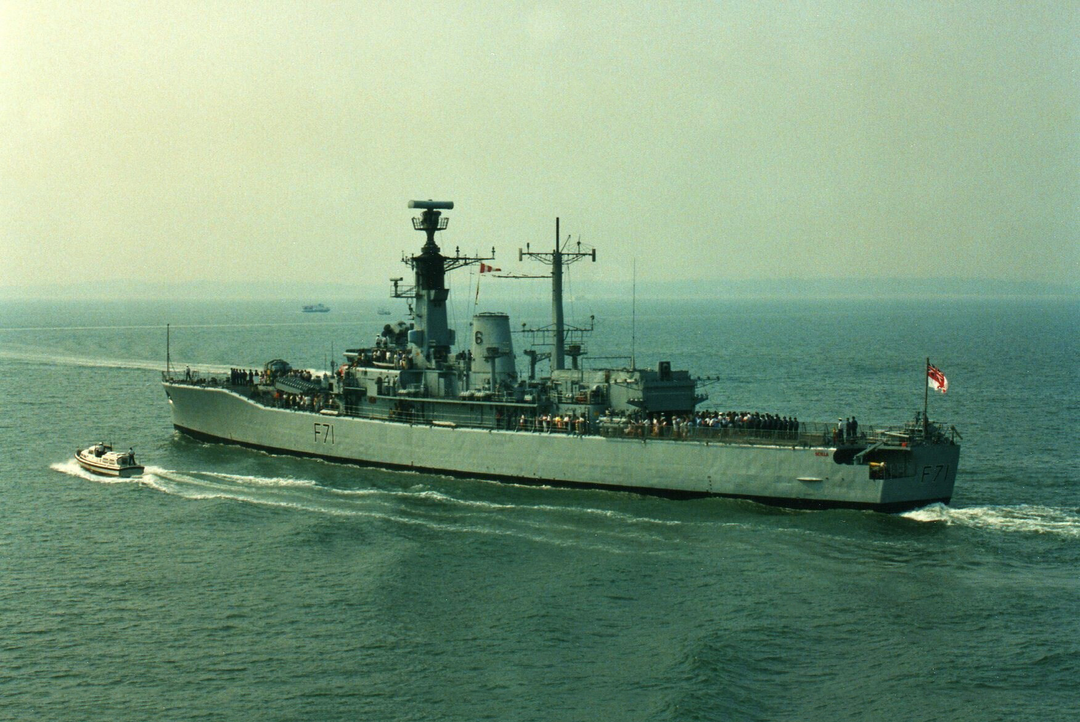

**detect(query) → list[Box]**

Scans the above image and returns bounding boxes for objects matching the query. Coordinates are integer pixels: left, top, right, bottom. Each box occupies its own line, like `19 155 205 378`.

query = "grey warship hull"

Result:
164 382 958 511
162 200 960 512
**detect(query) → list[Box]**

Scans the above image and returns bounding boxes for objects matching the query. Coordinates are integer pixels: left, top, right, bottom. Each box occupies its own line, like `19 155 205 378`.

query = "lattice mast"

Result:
519 218 595 371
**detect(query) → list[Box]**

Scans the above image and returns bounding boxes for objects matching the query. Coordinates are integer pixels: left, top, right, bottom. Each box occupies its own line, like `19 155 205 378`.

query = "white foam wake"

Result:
154 466 685 527
51 459 137 484
50 460 677 556
1 349 229 374
903 503 1080 539
191 470 320 489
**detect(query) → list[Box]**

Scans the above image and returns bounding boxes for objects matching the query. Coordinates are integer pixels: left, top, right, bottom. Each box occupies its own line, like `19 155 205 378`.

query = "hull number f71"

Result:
920 464 948 484
314 422 335 445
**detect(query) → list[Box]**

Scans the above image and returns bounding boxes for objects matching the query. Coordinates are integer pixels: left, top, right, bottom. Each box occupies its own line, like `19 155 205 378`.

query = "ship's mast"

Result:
396 201 494 363
519 218 595 371
552 219 566 370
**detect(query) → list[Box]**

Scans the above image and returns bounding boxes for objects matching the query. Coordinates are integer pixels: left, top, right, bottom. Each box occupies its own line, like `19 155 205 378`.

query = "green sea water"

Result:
1 297 1077 721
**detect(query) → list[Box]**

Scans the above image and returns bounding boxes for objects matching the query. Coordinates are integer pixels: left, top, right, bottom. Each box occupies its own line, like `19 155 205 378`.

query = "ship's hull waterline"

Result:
165 383 957 512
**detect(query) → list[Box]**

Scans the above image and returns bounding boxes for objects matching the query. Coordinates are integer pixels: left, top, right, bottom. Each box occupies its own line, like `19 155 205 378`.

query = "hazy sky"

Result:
1 1 1076 295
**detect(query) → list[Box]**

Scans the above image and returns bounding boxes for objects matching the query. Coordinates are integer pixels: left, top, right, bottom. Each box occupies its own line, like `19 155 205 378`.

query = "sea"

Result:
0 295 1077 721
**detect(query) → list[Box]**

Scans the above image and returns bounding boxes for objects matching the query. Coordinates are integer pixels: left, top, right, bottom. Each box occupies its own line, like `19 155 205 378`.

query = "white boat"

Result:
75 443 144 478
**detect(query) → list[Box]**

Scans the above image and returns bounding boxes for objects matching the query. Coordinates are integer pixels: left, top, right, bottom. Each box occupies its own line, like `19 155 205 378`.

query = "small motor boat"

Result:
75 443 144 477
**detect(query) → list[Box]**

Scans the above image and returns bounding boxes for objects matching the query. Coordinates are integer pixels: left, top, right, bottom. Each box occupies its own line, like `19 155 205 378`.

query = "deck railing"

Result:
595 420 897 447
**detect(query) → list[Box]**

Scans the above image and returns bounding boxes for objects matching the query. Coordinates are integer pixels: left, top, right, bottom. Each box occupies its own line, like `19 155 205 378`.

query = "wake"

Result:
53 460 1078 541
903 503 1080 539
2 349 228 374
48 460 692 556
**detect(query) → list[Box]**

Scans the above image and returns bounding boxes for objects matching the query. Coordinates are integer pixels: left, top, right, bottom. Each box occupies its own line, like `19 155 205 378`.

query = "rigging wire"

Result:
468 262 481 341
632 256 637 370
565 249 574 326
448 269 458 340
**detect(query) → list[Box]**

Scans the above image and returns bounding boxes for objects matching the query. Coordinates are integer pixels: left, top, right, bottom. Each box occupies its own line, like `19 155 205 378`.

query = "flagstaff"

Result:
924 357 930 437
925 360 950 437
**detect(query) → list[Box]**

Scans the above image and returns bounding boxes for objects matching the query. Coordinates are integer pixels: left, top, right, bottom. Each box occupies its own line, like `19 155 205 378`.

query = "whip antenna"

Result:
631 258 636 371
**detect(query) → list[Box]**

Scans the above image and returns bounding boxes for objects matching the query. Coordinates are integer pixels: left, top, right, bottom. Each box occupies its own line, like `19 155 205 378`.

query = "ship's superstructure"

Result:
162 201 960 511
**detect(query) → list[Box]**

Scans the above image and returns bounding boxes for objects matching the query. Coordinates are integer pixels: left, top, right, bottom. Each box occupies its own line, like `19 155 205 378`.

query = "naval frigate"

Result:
162 200 960 512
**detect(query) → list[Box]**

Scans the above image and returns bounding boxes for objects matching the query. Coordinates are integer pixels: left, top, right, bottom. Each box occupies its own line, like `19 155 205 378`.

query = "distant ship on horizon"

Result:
302 303 330 313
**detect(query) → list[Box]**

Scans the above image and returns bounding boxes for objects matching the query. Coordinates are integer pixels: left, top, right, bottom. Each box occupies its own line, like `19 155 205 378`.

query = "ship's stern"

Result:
876 442 960 510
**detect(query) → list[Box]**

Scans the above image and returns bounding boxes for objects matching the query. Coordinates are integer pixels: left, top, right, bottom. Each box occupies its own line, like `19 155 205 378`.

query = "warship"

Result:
162 200 960 511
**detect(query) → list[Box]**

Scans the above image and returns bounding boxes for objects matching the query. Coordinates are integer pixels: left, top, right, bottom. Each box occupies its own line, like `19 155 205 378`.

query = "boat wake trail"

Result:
50 461 694 556
1 349 229 374
50 460 153 485
903 503 1080 539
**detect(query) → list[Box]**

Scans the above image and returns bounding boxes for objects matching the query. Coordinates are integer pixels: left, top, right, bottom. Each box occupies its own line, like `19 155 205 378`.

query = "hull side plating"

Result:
165 383 956 511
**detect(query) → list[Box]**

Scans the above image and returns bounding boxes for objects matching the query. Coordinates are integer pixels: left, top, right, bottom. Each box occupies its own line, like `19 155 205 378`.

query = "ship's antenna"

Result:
166 323 171 377
631 259 636 370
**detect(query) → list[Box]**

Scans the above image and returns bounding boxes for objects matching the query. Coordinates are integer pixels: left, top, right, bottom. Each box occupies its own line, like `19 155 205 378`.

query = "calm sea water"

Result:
1 297 1077 721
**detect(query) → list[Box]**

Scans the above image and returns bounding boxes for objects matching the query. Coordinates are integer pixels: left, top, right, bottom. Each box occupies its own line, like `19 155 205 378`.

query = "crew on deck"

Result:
198 358 873 446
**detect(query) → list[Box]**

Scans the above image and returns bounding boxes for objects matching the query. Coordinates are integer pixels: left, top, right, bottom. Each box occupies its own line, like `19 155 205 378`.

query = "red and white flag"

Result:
927 363 948 394
479 263 501 274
